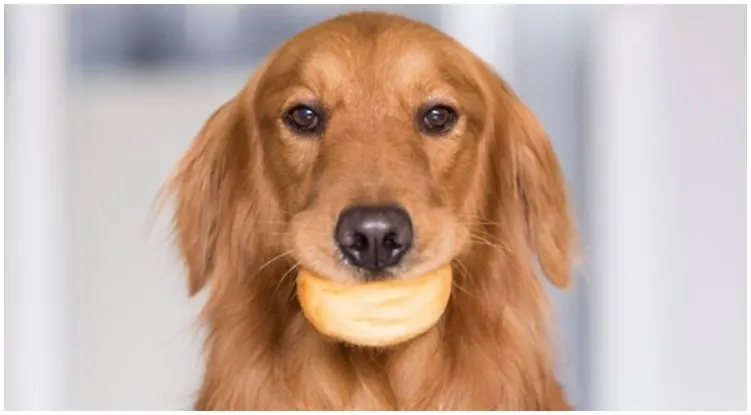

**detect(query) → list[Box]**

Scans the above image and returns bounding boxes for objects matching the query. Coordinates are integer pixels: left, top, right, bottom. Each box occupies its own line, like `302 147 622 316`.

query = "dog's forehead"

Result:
272 15 454 91
300 46 437 88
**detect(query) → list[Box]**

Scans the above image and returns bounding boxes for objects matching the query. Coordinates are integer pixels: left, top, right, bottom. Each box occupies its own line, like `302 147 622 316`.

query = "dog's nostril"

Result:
382 232 401 250
334 204 413 273
351 232 369 251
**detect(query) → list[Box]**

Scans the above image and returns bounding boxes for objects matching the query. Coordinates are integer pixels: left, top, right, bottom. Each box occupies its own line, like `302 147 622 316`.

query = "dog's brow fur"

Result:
166 10 577 410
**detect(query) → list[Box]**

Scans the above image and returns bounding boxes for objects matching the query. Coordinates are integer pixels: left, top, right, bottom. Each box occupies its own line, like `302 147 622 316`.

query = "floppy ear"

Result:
485 70 577 289
168 98 242 295
165 58 273 296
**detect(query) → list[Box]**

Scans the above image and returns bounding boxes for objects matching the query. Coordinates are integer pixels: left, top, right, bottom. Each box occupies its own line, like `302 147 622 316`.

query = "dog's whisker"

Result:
450 259 478 301
467 226 503 241
273 260 302 300
467 234 512 255
462 215 504 225
251 250 294 279
466 240 510 257
460 220 504 227
452 258 471 280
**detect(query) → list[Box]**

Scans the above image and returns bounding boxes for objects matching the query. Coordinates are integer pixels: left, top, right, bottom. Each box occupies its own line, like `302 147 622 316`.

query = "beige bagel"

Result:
296 265 453 347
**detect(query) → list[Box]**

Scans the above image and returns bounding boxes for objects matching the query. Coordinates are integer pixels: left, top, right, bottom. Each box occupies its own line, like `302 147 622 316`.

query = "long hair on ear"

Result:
479 61 578 290
160 57 282 297
488 76 578 408
165 98 243 295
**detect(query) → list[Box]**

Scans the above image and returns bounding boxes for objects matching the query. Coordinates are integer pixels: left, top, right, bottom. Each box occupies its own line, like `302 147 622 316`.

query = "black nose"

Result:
334 205 413 273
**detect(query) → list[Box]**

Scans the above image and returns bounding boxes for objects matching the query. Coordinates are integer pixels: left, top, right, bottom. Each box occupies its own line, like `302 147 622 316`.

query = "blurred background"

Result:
5 4 746 411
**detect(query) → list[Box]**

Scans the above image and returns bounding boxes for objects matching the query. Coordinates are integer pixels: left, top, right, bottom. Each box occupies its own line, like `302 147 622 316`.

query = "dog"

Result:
166 11 577 410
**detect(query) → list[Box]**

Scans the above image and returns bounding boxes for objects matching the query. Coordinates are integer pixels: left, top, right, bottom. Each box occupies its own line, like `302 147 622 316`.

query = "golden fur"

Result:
166 11 577 410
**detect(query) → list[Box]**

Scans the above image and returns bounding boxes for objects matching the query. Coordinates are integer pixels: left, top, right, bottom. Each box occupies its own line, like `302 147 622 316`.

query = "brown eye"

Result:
418 104 458 135
284 104 324 135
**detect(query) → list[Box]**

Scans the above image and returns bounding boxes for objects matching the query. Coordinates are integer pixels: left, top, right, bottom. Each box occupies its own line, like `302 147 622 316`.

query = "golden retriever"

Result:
166 11 577 410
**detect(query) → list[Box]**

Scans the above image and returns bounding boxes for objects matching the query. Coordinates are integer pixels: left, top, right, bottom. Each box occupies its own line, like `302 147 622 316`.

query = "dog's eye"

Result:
418 104 458 135
284 105 324 135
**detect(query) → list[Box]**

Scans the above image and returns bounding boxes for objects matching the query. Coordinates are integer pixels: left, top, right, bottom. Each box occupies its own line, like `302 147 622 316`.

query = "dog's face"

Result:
170 12 574 294
253 16 488 283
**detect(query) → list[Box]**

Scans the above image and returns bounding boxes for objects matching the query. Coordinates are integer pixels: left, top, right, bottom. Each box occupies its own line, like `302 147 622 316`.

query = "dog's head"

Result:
168 12 575 296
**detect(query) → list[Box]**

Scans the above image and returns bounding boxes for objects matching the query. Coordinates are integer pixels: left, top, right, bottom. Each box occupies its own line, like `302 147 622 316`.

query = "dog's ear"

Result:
167 98 242 295
509 94 576 289
482 66 577 289
165 58 274 296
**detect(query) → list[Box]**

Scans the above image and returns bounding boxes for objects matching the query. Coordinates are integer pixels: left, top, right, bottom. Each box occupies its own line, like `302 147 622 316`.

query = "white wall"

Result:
587 6 746 410
6 6 72 410
67 70 248 410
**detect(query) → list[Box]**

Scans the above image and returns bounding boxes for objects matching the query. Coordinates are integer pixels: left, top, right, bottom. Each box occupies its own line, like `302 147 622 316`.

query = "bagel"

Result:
296 265 452 347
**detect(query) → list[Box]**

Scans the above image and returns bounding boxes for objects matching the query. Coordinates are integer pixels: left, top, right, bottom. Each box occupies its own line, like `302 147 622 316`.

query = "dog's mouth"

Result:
336 248 403 282
290 232 465 287
288 205 468 285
